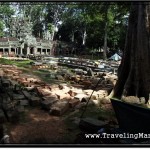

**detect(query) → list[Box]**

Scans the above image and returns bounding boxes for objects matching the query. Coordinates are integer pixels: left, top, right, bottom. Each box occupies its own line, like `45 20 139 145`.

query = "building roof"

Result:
0 38 8 42
9 37 18 41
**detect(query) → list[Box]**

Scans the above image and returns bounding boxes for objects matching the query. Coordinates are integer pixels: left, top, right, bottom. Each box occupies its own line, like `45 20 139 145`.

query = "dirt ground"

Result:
8 108 69 144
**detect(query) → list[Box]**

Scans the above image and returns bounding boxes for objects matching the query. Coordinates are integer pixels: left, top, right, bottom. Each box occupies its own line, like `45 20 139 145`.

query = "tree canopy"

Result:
0 2 130 56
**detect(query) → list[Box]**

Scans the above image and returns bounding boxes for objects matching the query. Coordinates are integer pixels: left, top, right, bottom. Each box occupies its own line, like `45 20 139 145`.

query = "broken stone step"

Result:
41 99 58 110
49 100 69 116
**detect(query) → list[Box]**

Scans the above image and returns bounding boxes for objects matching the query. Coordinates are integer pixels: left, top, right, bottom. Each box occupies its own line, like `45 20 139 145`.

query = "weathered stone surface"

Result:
68 90 76 97
92 100 99 105
41 99 58 110
42 95 58 101
24 86 35 91
82 80 92 88
36 87 52 96
99 98 111 104
83 89 93 94
26 77 39 82
58 84 70 92
69 99 80 108
13 94 25 100
97 90 108 97
19 100 29 106
22 90 32 99
49 100 69 116
62 87 71 94
55 90 71 100
74 93 88 101
71 88 83 95
17 78 26 84
11 76 20 81
29 96 40 106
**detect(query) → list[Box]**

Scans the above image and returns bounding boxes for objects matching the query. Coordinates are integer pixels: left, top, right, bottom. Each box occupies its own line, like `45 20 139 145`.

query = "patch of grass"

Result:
0 58 12 64
0 58 33 68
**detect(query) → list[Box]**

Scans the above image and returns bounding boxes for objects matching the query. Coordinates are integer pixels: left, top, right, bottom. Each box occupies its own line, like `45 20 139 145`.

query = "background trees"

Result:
0 2 130 57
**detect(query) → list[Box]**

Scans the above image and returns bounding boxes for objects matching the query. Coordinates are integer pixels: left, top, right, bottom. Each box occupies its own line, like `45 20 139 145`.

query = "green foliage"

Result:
47 23 54 34
0 4 15 36
0 21 4 37
0 58 12 64
0 2 130 54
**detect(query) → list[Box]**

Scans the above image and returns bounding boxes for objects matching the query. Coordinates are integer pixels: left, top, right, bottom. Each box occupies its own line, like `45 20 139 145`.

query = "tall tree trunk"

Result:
110 2 150 103
71 31 74 42
82 28 87 45
103 6 109 60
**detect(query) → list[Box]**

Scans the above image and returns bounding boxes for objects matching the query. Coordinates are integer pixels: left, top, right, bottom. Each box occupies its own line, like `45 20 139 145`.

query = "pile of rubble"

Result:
0 64 117 124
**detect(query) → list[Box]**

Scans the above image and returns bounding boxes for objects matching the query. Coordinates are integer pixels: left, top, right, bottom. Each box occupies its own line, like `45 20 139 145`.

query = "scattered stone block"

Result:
82 80 92 88
74 93 88 101
22 90 32 99
92 100 99 106
55 90 71 100
68 90 76 97
62 87 71 94
71 88 83 95
13 94 25 100
99 97 111 104
84 89 93 94
97 90 108 97
36 87 52 96
19 100 29 106
29 96 40 106
42 95 58 101
49 100 69 116
41 99 58 110
69 99 80 108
